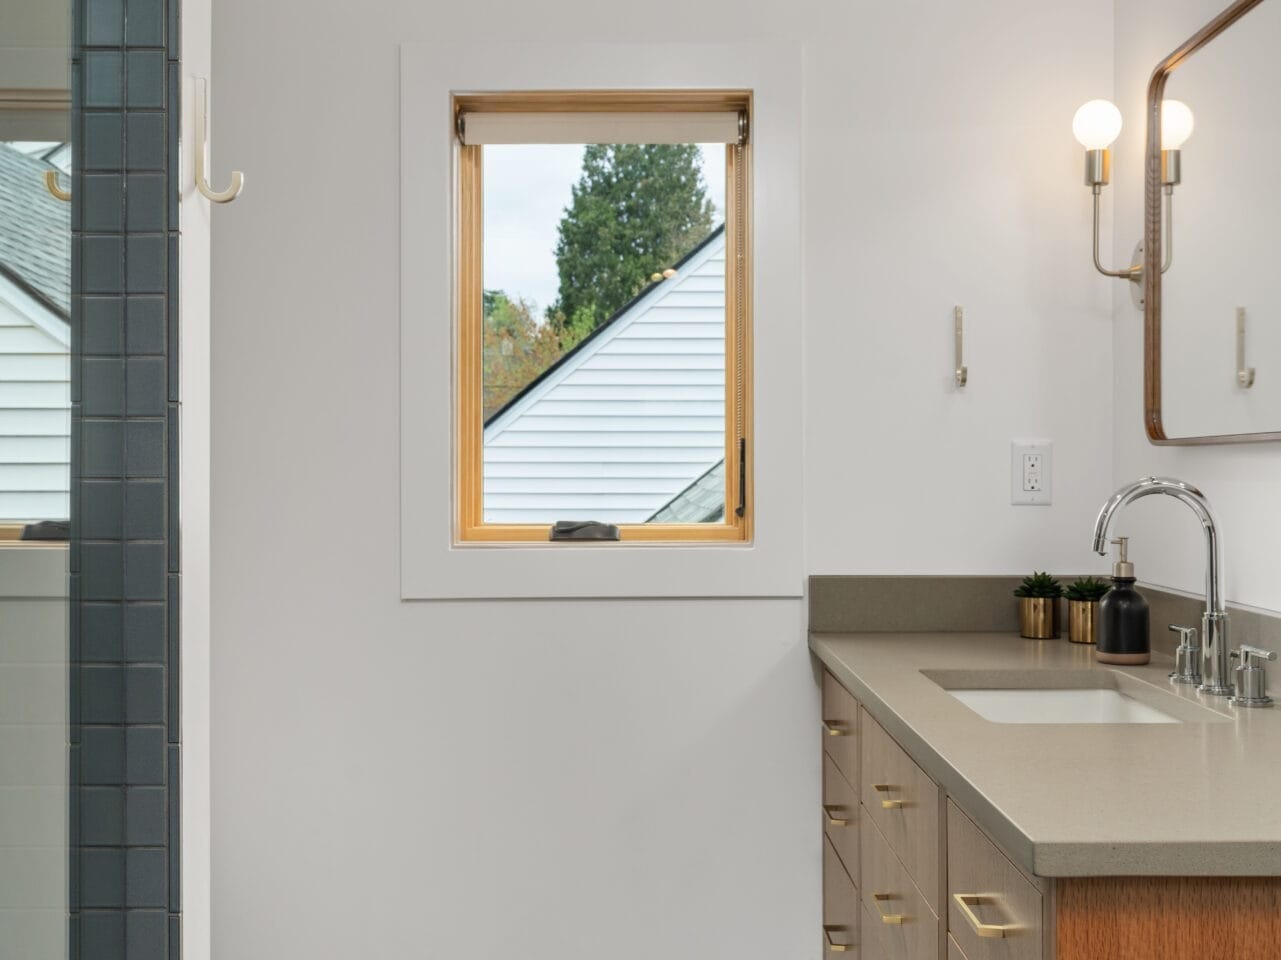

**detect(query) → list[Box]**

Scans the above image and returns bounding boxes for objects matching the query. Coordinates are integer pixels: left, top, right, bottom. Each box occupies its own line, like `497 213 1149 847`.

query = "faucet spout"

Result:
1090 476 1230 695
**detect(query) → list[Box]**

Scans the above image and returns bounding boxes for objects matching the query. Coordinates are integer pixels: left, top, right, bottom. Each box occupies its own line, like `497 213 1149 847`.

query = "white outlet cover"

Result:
1011 440 1052 506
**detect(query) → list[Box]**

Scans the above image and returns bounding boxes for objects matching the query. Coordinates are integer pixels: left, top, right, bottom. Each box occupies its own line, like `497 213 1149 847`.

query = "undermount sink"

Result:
920 669 1231 725
946 687 1179 724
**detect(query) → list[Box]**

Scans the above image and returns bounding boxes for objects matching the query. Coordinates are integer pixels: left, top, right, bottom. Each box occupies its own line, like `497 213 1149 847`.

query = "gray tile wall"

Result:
71 0 180 956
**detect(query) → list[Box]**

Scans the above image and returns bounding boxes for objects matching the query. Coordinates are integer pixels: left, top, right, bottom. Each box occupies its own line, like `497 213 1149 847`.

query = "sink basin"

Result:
946 687 1180 724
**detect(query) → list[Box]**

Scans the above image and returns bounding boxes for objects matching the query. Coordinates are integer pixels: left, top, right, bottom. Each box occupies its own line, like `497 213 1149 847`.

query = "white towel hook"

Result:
194 77 244 204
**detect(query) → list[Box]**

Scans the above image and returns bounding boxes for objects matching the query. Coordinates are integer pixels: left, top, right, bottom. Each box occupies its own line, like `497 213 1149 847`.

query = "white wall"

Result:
1112 0 1281 612
211 1 1113 958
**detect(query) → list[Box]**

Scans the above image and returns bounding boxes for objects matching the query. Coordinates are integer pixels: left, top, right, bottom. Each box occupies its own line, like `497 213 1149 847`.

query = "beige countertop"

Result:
810 631 1281 878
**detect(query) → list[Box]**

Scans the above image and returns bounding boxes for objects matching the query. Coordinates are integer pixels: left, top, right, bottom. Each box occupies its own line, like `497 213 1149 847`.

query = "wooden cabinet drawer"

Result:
860 708 943 914
946 802 1044 960
860 906 888 960
822 671 860 784
860 815 940 960
823 753 860 878
824 834 861 956
948 935 970 960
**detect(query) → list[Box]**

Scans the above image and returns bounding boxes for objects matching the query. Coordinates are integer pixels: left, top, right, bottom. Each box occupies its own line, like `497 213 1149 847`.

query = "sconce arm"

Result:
1092 189 1143 282
1160 189 1174 274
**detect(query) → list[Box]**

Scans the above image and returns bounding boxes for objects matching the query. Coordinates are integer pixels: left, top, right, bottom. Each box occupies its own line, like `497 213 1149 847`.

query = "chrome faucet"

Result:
1091 477 1232 696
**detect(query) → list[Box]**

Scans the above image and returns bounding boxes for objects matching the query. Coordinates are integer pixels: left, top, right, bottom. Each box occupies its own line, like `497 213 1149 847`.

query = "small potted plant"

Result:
1013 572 1063 639
1064 576 1109 645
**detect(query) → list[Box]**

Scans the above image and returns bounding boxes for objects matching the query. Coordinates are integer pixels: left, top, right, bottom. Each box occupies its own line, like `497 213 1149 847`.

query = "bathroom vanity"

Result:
813 631 1281 960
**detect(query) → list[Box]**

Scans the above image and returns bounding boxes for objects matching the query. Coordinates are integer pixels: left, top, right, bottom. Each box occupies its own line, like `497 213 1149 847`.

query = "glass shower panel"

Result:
0 1 73 956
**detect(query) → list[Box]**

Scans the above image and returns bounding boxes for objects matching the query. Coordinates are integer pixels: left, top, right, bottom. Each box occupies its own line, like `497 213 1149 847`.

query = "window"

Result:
453 92 752 543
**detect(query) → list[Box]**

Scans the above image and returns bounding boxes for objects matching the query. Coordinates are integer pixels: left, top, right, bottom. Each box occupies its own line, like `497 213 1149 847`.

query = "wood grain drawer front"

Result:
824 834 861 956
823 753 861 879
861 907 888 960
946 802 1043 960
822 671 860 784
948 935 971 960
860 816 940 960
860 708 943 915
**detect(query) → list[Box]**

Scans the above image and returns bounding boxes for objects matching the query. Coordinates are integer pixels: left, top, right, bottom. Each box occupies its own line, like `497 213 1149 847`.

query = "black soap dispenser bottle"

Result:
1097 536 1150 665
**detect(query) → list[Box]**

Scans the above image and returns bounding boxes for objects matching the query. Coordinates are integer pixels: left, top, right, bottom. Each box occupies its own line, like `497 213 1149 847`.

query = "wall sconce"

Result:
1073 98 1193 284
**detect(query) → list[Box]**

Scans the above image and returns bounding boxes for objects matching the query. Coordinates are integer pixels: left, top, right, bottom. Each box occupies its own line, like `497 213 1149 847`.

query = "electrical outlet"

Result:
1011 440 1052 505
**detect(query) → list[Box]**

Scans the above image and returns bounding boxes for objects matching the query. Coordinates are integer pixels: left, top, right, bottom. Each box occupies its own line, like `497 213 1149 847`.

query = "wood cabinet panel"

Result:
948 935 970 960
860 707 944 915
822 671 860 784
823 752 861 880
947 801 1044 960
861 814 941 960
824 833 861 956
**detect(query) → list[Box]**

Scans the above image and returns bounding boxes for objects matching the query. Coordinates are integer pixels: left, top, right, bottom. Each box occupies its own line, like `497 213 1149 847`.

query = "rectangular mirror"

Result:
1144 0 1280 443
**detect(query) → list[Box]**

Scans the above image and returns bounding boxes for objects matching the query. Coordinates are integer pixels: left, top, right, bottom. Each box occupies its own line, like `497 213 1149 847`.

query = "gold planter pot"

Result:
1068 599 1099 645
1018 597 1059 639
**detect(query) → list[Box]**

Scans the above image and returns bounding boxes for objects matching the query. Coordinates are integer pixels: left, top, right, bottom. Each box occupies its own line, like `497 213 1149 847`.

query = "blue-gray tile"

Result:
82 236 125 294
84 51 124 109
126 358 166 416
80 727 125 785
124 480 164 539
81 665 124 723
125 849 166 908
126 51 165 109
125 543 165 601
125 787 165 846
83 419 125 477
167 0 179 60
83 603 125 661
167 746 180 907
82 174 124 233
125 420 164 476
81 848 126 908
167 69 179 230
125 235 165 293
81 910 125 960
125 0 164 46
125 726 165 785
166 240 178 398
125 665 164 722
168 916 180 960
83 297 125 355
126 175 165 233
125 603 165 662
84 112 125 171
126 113 165 171
81 787 125 845
125 910 167 960
83 358 125 417
85 0 125 45
83 542 125 601
166 579 179 741
81 480 124 540
126 297 165 354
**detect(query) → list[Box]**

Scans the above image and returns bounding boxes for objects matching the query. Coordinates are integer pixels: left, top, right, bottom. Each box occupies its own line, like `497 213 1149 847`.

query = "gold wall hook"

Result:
43 170 71 202
194 77 244 203
1237 307 1256 388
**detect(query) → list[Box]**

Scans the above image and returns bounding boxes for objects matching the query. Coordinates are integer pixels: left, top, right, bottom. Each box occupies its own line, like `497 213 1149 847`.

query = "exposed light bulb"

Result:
1161 99 1195 150
1072 99 1123 150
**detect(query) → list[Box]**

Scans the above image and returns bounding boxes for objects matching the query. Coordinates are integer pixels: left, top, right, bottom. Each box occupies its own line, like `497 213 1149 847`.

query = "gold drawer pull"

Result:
873 783 906 809
822 720 850 737
953 893 1017 939
872 893 906 925
822 804 851 827
822 924 851 952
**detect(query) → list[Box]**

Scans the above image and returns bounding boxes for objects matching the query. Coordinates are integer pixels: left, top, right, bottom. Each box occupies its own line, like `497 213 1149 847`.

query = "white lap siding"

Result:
483 229 726 525
0 276 69 524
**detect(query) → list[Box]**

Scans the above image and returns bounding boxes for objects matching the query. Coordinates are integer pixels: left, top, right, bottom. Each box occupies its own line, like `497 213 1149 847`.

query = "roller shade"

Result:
458 110 744 146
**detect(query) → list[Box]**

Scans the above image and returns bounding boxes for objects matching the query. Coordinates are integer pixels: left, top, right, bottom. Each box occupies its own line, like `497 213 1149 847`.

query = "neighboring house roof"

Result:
0 142 71 315
647 458 726 524
482 225 728 525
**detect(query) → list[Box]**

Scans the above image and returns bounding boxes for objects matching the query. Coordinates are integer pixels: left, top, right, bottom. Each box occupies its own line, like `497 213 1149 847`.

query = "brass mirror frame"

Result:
1143 0 1275 444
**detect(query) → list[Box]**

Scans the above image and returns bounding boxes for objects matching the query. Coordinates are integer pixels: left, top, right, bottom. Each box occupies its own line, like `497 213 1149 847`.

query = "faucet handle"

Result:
1168 625 1201 685
1230 644 1275 708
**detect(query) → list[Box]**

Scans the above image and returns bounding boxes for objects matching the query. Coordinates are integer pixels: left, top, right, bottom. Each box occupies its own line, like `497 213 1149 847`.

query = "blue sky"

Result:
482 144 725 319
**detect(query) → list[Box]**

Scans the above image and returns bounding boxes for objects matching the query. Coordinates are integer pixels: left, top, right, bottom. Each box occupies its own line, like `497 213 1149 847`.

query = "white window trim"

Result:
399 41 803 600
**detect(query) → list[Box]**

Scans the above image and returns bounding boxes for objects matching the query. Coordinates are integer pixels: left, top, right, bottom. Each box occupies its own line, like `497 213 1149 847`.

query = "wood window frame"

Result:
453 90 754 544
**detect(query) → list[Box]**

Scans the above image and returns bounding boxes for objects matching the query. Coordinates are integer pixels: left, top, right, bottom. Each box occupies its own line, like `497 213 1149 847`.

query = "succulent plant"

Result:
1065 576 1110 602
1013 571 1063 599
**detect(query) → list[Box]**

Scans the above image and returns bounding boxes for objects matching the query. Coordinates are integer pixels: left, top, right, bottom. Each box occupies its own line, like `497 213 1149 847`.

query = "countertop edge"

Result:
810 632 1281 879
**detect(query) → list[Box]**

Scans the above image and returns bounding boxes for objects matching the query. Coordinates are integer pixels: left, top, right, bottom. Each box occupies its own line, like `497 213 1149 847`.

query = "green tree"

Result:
548 144 716 335
483 290 564 420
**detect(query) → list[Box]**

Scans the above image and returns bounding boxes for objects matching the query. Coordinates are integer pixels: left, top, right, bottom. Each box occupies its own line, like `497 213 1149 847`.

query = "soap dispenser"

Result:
1097 537 1150 665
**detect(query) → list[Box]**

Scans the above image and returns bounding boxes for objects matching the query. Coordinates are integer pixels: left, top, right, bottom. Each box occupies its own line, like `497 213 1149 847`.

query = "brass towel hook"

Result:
194 77 244 203
954 305 968 387
43 170 71 202
1236 307 1256 388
